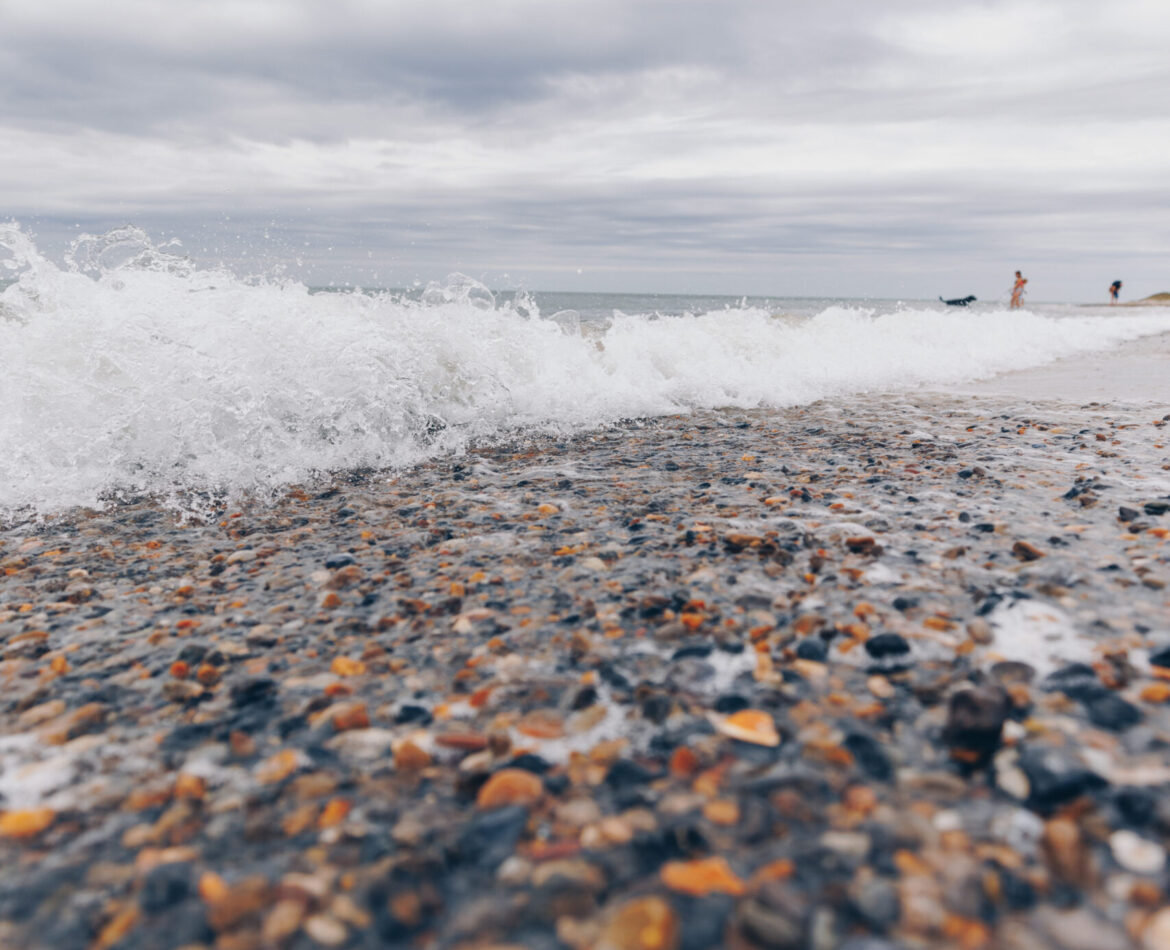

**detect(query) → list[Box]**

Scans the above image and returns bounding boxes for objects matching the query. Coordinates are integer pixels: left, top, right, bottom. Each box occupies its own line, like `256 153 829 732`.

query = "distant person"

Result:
1010 270 1027 309
1109 280 1122 304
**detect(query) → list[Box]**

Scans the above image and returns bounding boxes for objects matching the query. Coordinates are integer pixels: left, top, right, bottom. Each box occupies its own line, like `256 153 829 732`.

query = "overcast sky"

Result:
2 0 1168 299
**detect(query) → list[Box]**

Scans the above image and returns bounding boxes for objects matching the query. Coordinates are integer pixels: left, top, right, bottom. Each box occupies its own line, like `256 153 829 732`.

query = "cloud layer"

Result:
3 0 1168 298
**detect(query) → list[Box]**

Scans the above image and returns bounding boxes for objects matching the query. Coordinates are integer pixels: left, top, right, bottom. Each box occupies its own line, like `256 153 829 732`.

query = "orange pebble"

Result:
843 785 878 816
318 798 351 829
125 787 171 811
751 858 796 885
1141 682 1170 703
394 741 432 770
331 656 367 677
0 807 55 838
716 709 780 747
330 702 370 732
93 906 139 950
256 749 300 784
173 773 206 800
281 803 318 837
661 856 747 896
198 871 229 903
169 660 189 679
476 768 544 809
669 746 699 778
195 663 221 686
703 799 740 826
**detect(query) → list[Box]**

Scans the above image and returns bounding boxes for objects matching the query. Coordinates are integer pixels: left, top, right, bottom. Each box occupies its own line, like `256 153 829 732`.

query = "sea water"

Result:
3 222 1170 518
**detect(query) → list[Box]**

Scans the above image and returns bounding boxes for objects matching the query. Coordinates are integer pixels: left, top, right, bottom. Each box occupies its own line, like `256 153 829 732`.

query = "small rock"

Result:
1084 692 1141 731
1044 817 1091 887
844 536 882 556
736 885 806 950
1018 748 1107 809
477 769 544 809
262 900 306 945
1148 645 1170 669
1143 907 1170 950
943 685 1010 764
598 896 680 950
1038 907 1130 950
1011 540 1045 561
966 618 993 645
864 633 909 659
795 638 828 662
303 913 347 946
660 857 746 897
0 808 55 839
850 877 900 932
715 709 780 747
1109 829 1165 874
496 855 533 886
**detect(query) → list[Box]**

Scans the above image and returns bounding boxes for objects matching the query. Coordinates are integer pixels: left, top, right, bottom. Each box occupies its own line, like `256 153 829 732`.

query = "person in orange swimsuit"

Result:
1010 270 1027 309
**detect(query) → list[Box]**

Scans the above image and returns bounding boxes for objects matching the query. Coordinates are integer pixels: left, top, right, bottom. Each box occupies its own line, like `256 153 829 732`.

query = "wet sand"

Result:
955 331 1170 407
2 392 1170 950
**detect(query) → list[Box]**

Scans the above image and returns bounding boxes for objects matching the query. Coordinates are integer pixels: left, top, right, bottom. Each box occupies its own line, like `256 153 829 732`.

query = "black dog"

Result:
940 295 976 307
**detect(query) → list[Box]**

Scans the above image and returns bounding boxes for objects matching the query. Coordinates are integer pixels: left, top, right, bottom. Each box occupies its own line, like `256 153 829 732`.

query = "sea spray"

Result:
3 222 1170 518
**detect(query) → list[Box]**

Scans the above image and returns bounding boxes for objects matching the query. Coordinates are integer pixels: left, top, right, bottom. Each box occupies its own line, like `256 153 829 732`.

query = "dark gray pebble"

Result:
864 633 909 659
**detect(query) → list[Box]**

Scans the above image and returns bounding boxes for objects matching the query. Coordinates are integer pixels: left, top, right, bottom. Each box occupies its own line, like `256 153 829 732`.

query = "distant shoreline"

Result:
1116 292 1170 307
1077 292 1170 308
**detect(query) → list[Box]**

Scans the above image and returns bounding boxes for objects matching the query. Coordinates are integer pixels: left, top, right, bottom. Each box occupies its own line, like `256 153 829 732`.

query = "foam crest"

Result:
3 224 1170 518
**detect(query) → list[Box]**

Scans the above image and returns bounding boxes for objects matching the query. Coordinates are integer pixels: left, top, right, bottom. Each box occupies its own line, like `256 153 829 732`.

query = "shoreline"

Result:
2 393 1170 949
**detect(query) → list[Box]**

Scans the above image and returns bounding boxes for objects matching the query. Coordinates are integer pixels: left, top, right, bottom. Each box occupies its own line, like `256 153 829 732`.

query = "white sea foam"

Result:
4 223 1170 518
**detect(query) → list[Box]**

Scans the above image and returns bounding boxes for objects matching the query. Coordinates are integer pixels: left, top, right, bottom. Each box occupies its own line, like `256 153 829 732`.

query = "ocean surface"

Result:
3 222 1170 518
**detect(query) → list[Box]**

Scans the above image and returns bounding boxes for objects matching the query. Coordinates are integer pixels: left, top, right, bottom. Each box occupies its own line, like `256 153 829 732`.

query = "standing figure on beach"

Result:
1110 280 1122 304
1010 270 1027 309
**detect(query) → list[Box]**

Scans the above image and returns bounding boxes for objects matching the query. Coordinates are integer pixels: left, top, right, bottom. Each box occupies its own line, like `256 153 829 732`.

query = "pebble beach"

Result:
3 390 1170 950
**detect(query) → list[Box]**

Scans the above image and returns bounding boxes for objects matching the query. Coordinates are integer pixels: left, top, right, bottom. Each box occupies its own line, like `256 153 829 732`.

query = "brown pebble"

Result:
598 896 680 950
943 685 1010 764
703 799 740 826
262 899 306 945
477 768 544 809
330 702 370 732
394 740 432 770
1044 817 1092 887
716 709 780 747
304 913 347 946
435 731 489 751
0 807 55 839
207 875 271 931
93 905 139 950
966 618 994 645
517 709 565 739
1011 540 1045 561
661 856 746 897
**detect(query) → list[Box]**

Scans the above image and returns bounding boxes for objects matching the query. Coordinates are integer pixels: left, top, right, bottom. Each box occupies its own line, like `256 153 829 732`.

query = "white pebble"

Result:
1110 829 1165 875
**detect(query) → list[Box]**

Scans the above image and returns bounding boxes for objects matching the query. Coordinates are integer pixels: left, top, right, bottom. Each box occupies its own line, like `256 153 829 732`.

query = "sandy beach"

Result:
2 389 1169 950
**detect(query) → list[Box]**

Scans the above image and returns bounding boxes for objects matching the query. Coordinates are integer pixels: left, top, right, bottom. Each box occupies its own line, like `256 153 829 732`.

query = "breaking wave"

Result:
3 223 1169 517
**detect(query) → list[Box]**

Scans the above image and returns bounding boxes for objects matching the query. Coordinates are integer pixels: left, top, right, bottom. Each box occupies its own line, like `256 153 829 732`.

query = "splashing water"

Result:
3 223 1170 519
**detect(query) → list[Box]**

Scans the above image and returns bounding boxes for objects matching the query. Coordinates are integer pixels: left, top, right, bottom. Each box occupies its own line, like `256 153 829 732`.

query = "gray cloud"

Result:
2 0 1169 298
